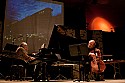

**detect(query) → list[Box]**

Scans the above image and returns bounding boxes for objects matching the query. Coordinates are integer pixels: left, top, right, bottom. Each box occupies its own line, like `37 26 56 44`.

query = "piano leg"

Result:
33 62 48 82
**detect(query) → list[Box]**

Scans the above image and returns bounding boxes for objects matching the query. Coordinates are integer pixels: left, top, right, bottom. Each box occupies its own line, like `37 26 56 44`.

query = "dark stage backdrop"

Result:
103 31 125 60
0 0 6 52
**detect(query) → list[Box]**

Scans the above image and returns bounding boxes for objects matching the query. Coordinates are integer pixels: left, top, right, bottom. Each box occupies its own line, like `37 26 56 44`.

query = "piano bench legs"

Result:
10 65 24 81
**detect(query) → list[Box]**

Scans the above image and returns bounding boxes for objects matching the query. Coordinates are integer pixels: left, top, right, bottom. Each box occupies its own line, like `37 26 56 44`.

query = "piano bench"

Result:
10 65 25 81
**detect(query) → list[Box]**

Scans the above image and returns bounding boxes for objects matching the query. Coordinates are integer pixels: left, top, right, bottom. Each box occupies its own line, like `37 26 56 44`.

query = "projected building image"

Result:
3 0 64 53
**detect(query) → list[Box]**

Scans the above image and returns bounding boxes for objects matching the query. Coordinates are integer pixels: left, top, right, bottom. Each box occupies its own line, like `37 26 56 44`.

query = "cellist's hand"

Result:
95 48 100 53
89 53 97 60
89 53 95 57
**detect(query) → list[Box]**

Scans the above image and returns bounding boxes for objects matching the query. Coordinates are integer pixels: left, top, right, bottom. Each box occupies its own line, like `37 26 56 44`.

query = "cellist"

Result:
87 40 106 81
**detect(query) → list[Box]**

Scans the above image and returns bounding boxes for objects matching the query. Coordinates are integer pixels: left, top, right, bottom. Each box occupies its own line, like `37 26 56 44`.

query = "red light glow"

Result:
90 17 115 32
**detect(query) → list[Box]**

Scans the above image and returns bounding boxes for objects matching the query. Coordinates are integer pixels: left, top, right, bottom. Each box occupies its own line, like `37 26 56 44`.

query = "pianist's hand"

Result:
29 57 36 61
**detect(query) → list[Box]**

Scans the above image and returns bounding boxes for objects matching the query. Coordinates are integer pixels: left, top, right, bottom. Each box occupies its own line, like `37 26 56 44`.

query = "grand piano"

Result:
0 25 86 80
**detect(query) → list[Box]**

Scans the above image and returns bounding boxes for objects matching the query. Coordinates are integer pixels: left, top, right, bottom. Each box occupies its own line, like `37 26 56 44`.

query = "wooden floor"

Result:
0 79 125 83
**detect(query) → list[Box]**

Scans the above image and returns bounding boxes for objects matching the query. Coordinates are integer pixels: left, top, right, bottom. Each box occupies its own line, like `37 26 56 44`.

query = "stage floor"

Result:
0 79 125 83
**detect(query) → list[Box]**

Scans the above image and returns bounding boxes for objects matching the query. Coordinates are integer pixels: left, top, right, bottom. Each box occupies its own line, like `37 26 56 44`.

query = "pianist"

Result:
16 42 44 81
16 42 35 63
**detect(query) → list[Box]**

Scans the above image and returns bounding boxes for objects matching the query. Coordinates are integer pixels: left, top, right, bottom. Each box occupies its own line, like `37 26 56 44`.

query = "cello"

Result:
89 49 106 74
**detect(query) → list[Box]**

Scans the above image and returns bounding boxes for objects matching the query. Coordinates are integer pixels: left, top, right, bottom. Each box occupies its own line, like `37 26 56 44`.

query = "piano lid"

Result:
48 25 84 49
48 25 84 60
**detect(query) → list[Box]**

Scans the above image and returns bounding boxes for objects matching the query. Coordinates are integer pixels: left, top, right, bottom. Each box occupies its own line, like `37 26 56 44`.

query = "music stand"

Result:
69 43 88 82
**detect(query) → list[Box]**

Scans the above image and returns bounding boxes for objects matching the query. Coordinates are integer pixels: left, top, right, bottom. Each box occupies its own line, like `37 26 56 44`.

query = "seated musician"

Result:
86 40 106 81
16 42 44 81
16 42 35 62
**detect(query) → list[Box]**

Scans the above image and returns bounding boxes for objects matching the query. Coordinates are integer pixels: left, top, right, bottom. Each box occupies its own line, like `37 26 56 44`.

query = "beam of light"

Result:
90 17 115 32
